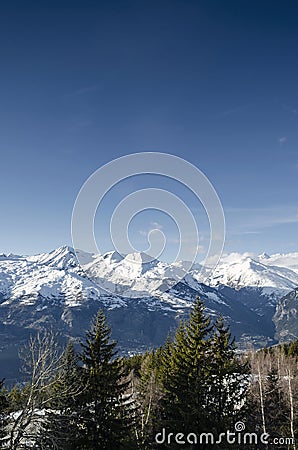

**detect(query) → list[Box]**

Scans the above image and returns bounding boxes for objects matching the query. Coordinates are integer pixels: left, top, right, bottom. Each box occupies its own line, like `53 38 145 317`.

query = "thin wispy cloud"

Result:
219 103 251 118
65 85 100 97
226 205 298 233
139 221 164 237
279 136 287 146
226 206 298 215
150 221 163 230
233 230 262 236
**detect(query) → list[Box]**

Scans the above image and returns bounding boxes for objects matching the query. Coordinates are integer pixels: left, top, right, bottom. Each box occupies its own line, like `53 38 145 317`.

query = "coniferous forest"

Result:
0 298 297 449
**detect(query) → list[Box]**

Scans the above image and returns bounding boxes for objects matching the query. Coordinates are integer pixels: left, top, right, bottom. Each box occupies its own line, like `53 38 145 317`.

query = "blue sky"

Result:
0 0 298 258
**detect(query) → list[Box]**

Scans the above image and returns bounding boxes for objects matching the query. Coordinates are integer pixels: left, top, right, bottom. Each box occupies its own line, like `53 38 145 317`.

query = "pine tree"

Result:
288 340 298 357
207 317 248 435
159 298 213 447
77 309 132 450
7 384 23 412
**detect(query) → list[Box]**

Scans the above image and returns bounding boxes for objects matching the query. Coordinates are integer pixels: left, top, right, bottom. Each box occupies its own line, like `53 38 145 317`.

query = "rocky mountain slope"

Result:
273 288 298 342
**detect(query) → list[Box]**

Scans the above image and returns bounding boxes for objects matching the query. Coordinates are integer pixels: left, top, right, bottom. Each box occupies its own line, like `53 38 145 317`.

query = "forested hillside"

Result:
0 298 297 449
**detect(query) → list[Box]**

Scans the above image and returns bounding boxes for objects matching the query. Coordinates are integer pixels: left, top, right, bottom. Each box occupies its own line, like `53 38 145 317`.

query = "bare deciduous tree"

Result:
2 331 81 450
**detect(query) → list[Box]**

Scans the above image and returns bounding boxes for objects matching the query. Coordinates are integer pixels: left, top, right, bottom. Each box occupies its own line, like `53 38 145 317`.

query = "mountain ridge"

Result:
0 245 297 380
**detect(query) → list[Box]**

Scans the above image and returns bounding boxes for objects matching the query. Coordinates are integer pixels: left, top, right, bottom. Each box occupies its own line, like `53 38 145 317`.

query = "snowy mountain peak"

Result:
123 251 157 265
102 250 123 263
27 245 78 269
259 252 270 260
0 253 22 261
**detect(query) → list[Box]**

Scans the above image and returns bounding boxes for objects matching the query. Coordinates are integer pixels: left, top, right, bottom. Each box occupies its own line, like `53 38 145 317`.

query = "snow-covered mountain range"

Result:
2 246 298 305
0 246 298 381
202 252 298 292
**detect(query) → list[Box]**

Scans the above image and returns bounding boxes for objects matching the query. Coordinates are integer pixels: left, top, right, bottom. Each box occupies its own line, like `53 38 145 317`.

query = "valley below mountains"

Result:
0 246 298 381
